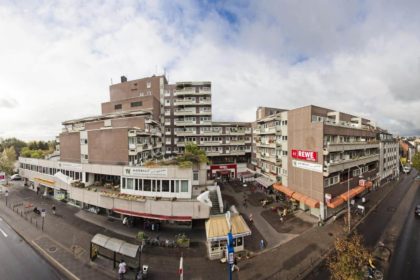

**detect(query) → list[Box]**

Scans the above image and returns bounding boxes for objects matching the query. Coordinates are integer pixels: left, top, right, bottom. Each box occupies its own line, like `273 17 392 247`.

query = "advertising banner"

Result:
292 160 323 173
291 149 318 162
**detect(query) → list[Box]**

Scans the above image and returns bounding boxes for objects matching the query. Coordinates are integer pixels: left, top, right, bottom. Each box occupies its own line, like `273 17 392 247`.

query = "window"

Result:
162 180 170 192
147 81 151 88
193 171 199 181
126 178 134 190
174 180 180 192
80 139 87 144
131 101 142 107
122 178 126 189
181 180 189 192
143 180 151 191
115 104 122 110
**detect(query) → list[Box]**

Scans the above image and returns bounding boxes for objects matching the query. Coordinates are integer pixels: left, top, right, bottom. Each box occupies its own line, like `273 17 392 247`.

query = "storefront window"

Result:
135 179 139 190
235 237 243 247
181 180 189 192
175 181 179 193
126 178 134 190
138 179 143 191
122 178 126 189
143 180 151 191
162 180 170 192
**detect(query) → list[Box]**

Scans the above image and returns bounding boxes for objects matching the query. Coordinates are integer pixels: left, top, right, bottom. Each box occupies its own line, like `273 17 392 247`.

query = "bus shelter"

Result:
90 233 140 269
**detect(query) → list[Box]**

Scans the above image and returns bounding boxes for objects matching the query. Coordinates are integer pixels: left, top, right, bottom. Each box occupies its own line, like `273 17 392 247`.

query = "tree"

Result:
0 147 17 185
412 152 420 172
328 234 371 280
176 142 208 167
0 137 27 156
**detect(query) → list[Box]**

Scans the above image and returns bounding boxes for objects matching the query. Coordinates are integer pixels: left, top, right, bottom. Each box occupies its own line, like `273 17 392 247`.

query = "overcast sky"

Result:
1 0 420 141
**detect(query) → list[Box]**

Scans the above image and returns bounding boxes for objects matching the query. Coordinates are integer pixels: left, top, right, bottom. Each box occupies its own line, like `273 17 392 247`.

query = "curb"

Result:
0 204 78 280
32 241 80 280
0 211 70 280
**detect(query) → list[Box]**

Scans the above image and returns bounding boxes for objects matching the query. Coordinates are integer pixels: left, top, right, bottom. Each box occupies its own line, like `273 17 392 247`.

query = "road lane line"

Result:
0 227 8 238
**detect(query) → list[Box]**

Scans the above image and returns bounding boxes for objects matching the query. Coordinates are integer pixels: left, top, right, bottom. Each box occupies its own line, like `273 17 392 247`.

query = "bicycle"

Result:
363 266 383 280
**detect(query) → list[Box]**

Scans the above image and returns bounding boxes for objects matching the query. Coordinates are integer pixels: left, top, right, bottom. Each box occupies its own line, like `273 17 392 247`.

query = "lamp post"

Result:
347 165 364 232
225 211 234 280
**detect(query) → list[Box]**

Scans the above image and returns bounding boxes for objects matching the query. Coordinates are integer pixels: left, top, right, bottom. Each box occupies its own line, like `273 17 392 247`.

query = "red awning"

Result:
273 183 295 197
112 208 192 222
327 197 345 208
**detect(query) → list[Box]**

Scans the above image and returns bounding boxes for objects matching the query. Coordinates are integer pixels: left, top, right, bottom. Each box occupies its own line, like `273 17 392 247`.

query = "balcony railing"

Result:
323 141 379 154
323 154 379 175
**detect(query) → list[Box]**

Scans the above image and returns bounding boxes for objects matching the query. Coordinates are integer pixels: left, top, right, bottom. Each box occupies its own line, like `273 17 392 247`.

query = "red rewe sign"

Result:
291 149 318 162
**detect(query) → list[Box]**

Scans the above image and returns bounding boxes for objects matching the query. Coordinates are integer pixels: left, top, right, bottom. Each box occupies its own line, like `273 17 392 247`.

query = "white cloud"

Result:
0 0 419 141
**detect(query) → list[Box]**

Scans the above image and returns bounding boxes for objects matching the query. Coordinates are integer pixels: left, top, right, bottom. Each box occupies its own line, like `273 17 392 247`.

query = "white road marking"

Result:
0 227 8 238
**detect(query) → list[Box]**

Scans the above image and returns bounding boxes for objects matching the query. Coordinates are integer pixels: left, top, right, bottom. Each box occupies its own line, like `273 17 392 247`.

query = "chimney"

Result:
121 76 127 83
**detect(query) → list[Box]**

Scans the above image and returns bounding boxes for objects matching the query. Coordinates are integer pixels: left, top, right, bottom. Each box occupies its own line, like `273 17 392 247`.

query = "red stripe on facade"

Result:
112 208 192 221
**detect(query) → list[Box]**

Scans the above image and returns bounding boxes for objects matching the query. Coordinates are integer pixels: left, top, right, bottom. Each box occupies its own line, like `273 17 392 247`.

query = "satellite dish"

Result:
197 191 212 207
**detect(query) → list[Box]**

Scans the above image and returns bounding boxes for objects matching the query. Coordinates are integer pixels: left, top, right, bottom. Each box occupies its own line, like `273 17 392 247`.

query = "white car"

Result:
10 174 22 181
403 166 411 174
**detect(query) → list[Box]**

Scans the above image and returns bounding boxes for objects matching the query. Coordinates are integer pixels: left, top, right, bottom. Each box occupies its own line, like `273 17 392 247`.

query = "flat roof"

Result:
62 110 152 125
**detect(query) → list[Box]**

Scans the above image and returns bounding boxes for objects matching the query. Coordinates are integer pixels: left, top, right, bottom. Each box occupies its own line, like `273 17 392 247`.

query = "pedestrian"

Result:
51 205 56 215
151 223 155 231
36 186 40 195
280 216 284 223
118 259 127 280
260 239 265 250
249 213 253 223
231 257 240 272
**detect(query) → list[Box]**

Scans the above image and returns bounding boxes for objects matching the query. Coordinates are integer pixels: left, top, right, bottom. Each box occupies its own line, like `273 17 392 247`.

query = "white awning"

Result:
91 233 139 258
54 172 74 185
255 176 275 188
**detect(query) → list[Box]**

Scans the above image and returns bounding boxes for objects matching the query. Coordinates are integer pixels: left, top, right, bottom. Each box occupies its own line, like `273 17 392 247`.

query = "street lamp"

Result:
347 165 364 232
225 211 234 280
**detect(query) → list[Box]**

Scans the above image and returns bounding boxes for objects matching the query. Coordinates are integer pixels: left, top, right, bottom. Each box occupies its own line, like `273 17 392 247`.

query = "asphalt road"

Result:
305 171 417 280
0 217 62 280
386 175 420 280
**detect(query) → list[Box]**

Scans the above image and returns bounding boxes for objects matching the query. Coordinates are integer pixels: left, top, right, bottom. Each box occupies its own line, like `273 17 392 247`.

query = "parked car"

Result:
415 175 420 181
10 174 22 181
415 205 420 217
403 166 411 174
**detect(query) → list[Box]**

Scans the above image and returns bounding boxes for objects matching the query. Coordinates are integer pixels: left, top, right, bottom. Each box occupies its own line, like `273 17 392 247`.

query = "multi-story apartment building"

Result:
18 75 219 226
270 105 382 219
378 132 400 181
163 81 253 179
254 108 288 186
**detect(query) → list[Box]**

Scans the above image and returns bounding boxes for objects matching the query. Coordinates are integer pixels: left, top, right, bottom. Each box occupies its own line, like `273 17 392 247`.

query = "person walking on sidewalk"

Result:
260 239 265 250
51 205 56 215
249 213 253 223
118 259 127 280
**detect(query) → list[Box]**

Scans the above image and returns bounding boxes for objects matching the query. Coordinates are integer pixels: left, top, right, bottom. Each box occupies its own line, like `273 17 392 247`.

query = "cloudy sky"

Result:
0 0 420 141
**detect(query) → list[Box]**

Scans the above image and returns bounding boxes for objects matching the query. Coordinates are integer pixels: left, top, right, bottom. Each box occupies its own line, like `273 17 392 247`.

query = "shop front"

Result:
205 213 251 260
209 164 237 181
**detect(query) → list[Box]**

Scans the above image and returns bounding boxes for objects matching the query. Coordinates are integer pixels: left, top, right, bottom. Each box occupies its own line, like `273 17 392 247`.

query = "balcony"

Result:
323 154 380 176
199 99 211 105
174 99 196 106
177 141 197 147
323 141 380 155
256 127 277 135
175 130 197 136
256 141 276 148
200 140 223 145
174 120 197 126
198 110 212 115
174 109 197 116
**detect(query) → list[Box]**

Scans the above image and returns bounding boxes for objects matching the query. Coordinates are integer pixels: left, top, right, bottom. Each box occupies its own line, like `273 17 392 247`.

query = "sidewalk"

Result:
0 188 111 279
0 183 228 279
236 176 400 280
